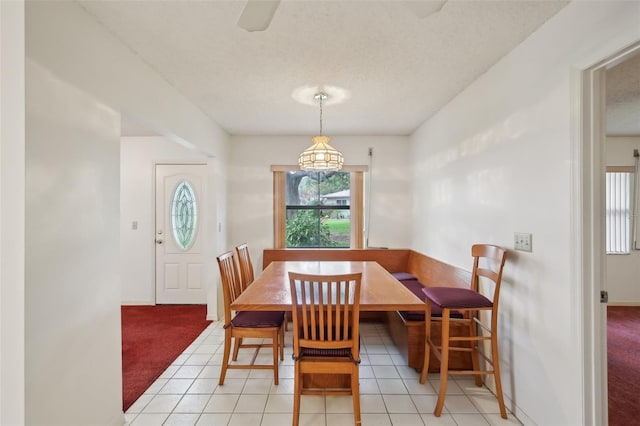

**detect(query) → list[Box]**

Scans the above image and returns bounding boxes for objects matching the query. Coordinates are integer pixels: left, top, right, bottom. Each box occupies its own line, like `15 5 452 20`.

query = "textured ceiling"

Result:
80 0 572 136
607 52 640 137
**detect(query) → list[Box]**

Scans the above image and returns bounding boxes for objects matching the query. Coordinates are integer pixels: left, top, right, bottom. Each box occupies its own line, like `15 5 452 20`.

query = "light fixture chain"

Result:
299 91 343 172
319 95 323 136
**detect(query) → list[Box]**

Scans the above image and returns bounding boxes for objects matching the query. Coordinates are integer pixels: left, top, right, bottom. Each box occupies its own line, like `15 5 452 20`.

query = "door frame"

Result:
578 41 640 426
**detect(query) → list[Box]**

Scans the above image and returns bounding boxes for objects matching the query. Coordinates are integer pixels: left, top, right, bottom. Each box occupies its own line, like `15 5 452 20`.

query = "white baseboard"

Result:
608 301 640 306
121 301 155 306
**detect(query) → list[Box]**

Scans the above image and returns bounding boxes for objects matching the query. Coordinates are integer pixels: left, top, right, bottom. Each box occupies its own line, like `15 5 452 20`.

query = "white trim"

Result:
0 1 25 423
578 40 640 426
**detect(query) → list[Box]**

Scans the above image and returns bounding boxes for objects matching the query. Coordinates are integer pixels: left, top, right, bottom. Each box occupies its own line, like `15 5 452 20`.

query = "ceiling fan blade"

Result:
404 0 447 19
237 0 281 32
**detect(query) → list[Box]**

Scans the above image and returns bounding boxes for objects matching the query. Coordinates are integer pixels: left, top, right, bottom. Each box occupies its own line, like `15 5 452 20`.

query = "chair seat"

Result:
422 287 493 309
231 311 285 328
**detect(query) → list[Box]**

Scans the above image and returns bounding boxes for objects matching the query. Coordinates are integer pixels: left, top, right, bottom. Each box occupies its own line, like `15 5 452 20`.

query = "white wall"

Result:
410 2 640 425
0 1 26 423
26 59 123 425
121 136 222 320
25 0 227 159
606 136 640 304
24 1 229 423
228 135 412 271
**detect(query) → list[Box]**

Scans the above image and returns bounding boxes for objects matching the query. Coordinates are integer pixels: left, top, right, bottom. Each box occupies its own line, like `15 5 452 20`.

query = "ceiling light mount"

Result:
298 92 344 172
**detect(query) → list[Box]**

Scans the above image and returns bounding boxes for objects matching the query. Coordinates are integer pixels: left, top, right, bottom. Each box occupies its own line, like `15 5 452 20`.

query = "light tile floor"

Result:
125 321 522 426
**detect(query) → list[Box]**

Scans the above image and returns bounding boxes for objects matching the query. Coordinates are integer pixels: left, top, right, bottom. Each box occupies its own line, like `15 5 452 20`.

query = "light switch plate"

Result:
514 232 532 252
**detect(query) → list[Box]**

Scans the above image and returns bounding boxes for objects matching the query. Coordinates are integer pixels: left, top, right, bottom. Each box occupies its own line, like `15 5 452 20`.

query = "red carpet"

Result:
607 306 640 426
121 305 212 411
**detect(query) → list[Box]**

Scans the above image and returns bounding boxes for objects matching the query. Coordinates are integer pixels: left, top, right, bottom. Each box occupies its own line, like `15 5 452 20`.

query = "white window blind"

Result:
606 171 632 254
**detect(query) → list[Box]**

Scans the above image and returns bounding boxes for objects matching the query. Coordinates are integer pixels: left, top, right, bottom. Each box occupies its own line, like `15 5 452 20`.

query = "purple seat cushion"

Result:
401 279 426 299
398 280 457 321
392 272 417 281
300 346 354 357
231 311 285 328
422 287 493 309
399 310 427 321
298 334 360 359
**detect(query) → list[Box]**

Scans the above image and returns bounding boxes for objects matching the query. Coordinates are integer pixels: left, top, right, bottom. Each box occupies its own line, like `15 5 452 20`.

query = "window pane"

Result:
286 171 350 206
285 170 351 248
605 172 631 254
286 209 350 248
172 180 198 250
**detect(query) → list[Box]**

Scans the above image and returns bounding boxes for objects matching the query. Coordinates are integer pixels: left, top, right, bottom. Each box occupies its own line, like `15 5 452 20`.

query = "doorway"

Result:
581 41 640 426
602 51 640 426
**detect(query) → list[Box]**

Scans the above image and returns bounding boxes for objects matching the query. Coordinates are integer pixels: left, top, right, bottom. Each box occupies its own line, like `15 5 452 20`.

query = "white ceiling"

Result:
80 0 577 136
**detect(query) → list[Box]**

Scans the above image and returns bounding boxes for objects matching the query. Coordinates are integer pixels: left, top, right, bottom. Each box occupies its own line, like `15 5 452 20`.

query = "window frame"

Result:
272 165 367 249
605 166 635 255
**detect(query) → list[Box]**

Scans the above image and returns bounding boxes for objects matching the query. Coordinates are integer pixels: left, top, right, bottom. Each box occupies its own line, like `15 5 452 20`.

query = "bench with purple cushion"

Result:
390 273 431 321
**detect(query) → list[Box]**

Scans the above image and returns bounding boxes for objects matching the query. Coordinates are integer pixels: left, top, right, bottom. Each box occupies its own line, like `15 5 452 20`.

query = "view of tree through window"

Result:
285 171 350 247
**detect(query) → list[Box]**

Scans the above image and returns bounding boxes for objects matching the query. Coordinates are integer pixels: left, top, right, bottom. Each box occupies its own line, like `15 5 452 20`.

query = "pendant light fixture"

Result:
298 92 344 171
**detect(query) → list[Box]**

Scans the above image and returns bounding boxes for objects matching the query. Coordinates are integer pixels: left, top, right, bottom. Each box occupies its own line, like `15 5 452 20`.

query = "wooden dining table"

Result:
230 260 424 312
231 260 424 389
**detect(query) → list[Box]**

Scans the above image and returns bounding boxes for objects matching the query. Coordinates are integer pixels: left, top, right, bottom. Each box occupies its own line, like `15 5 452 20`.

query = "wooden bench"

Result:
262 249 472 372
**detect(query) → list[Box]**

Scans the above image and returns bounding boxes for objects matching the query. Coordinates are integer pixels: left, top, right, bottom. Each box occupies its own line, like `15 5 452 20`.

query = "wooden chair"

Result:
216 251 285 385
236 242 289 335
288 272 362 426
419 244 508 418
235 243 254 291
234 243 261 354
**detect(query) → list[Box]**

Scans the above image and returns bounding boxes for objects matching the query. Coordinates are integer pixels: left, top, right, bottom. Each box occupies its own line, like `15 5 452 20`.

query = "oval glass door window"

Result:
171 180 198 250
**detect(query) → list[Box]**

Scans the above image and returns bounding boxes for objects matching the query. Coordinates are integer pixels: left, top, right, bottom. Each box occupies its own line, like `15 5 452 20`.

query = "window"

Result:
171 180 198 250
272 166 366 248
605 170 633 254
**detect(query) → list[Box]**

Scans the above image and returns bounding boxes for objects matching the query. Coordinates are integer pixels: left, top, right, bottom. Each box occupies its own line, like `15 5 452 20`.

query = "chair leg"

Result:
232 337 243 361
279 323 285 361
219 328 232 385
491 327 507 419
469 312 483 387
351 366 361 425
272 329 279 385
292 361 302 426
419 301 433 384
434 311 451 417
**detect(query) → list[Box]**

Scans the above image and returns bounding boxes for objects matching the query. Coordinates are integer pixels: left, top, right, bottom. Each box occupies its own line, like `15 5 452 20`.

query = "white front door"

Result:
155 164 207 304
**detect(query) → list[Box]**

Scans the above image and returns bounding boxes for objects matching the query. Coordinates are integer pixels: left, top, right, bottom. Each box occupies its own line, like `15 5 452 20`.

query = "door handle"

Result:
155 239 164 245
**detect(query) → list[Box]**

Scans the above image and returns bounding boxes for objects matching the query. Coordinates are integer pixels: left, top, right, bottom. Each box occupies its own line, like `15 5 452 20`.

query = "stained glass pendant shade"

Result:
298 92 344 172
171 180 198 250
